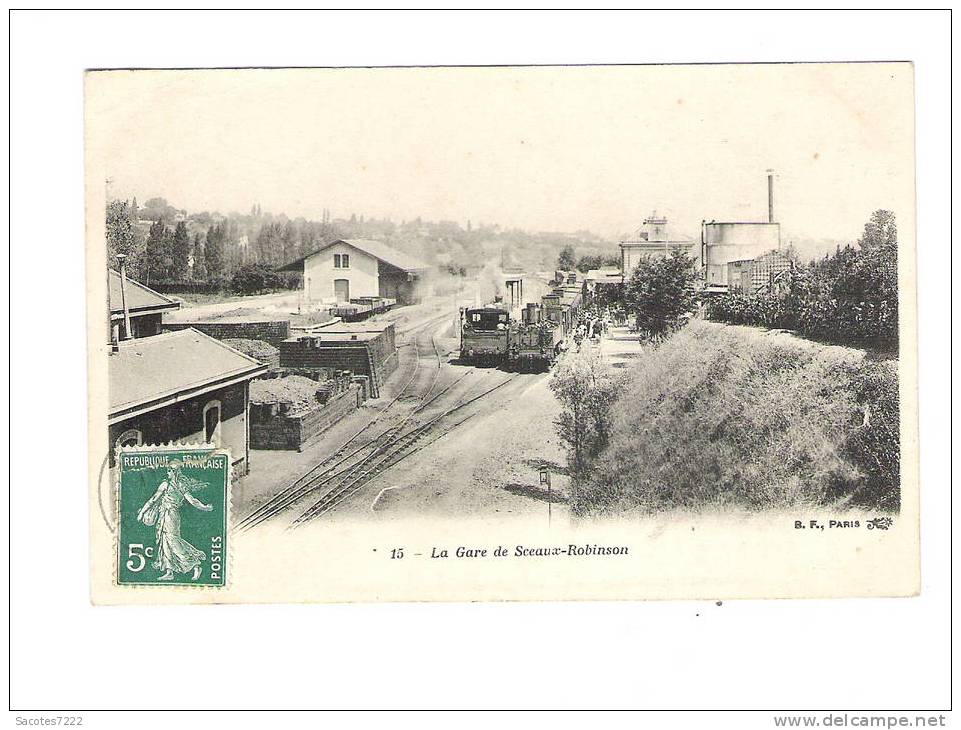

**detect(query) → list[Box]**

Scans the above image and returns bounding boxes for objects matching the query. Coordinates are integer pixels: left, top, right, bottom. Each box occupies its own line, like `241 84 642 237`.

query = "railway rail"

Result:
237 312 462 531
290 371 520 526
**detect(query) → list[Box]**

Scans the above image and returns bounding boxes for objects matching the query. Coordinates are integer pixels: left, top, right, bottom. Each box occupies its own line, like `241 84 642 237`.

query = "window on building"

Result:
334 254 341 268
203 400 222 446
342 253 349 268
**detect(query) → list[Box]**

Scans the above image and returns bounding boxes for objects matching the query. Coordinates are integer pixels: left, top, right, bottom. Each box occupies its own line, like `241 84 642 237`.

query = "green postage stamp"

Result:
116 446 230 587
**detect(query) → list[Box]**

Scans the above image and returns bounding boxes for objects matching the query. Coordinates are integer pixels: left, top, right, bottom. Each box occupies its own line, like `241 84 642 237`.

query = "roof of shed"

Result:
278 239 429 273
109 328 266 417
108 270 180 314
584 267 623 282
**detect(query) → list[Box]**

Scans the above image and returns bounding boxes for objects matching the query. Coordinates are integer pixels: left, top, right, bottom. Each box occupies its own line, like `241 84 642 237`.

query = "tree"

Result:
140 197 178 223
144 220 169 284
205 223 227 282
171 221 191 281
623 251 699 343
282 220 299 264
857 209 898 343
575 253 607 273
229 262 282 294
105 199 145 279
549 348 622 477
256 221 283 266
557 244 576 271
191 233 207 281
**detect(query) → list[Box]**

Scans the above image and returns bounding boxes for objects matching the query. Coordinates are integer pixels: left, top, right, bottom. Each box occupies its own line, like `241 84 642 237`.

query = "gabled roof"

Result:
108 270 180 316
278 239 429 274
109 328 267 421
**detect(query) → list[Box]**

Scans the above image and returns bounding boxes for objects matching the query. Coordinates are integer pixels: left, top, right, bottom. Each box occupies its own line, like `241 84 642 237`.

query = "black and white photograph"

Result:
84 62 918 604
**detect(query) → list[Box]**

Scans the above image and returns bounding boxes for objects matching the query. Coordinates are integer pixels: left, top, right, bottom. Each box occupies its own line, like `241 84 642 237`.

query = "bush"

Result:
706 210 899 350
571 320 900 516
229 263 291 295
549 348 623 478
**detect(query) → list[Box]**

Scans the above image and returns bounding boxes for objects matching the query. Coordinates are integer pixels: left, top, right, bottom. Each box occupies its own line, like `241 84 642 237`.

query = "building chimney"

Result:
767 169 775 223
117 254 132 340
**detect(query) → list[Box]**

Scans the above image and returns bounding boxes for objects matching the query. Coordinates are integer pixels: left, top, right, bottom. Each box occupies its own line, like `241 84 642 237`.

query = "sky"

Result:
86 64 915 243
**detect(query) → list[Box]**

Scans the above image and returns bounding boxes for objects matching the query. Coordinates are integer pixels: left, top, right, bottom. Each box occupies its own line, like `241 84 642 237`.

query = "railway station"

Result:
104 171 811 533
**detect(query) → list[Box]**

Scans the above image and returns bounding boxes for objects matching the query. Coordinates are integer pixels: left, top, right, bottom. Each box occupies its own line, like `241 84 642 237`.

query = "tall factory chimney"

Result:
767 169 775 223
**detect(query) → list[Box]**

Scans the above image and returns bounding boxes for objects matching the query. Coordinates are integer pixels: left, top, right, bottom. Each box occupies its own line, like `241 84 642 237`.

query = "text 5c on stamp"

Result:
116 447 229 587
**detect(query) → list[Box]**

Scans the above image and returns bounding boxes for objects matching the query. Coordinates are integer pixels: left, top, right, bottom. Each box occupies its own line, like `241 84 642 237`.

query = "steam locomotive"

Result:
460 284 582 370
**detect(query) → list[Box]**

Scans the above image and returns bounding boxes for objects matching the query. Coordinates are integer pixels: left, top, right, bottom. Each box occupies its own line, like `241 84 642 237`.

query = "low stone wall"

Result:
164 320 291 347
250 383 363 451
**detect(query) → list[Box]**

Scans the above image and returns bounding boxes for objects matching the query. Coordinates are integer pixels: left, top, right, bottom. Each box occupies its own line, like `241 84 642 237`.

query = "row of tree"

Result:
106 199 232 285
556 245 620 273
706 210 899 349
106 195 621 287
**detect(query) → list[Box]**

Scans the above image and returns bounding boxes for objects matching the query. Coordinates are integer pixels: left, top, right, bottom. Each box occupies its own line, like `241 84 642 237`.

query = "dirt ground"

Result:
334 366 571 525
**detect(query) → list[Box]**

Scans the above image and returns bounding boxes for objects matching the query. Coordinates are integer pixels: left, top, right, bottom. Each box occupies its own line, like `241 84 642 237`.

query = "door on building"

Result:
203 400 221 445
334 278 350 302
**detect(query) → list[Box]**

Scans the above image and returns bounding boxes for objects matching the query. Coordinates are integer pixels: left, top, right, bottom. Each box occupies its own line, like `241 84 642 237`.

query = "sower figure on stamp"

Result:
137 460 212 581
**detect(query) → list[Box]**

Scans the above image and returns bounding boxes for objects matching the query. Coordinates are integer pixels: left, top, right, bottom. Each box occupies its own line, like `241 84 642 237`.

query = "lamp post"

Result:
116 254 132 340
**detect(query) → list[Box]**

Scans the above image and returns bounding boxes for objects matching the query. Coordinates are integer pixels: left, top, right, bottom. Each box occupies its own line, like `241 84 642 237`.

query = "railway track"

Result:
289 371 520 527
236 314 457 532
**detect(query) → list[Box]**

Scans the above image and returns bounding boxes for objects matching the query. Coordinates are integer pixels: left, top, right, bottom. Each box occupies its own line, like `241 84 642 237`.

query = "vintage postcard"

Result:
86 63 918 604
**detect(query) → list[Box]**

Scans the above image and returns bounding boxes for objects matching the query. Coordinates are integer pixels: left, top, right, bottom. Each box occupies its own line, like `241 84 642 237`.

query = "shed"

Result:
108 328 268 473
278 238 429 304
277 323 398 399
108 269 180 339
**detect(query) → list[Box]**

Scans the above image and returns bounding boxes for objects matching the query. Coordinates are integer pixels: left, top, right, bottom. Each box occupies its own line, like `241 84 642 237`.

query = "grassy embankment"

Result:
573 320 900 515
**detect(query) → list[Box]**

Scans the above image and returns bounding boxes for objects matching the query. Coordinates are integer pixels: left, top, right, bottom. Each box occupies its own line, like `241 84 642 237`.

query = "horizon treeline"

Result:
104 196 618 286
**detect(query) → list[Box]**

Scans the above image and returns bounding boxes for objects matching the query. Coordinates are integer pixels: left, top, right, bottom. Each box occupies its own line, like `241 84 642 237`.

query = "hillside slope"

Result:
577 321 900 515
